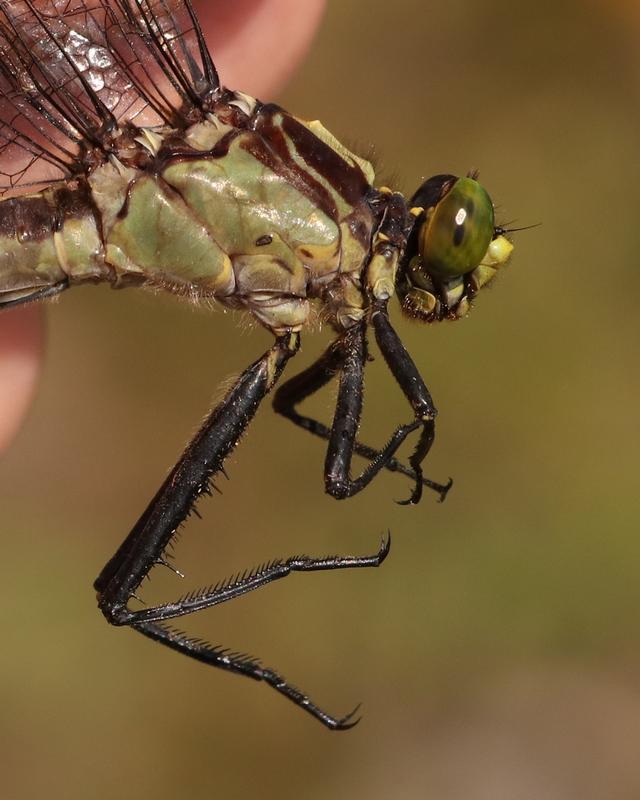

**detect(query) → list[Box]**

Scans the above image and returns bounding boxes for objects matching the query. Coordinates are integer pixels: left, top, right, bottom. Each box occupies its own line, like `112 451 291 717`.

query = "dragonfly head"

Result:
396 174 513 321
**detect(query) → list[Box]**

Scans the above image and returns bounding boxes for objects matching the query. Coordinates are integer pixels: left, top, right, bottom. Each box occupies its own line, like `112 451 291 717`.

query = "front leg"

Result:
324 322 441 500
272 331 451 501
372 307 438 505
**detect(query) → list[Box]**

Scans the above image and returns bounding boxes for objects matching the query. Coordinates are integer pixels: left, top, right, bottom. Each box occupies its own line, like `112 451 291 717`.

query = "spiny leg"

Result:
117 535 391 626
272 328 451 501
94 332 388 730
131 533 390 731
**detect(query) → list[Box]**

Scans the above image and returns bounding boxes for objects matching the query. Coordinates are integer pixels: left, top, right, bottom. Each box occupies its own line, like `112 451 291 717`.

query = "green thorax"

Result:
89 104 378 331
0 102 379 331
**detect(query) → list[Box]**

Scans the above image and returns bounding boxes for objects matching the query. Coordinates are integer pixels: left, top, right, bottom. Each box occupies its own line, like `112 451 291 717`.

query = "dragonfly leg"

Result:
119 533 389 730
272 328 451 501
129 620 367 730
371 306 440 505
321 321 433 501
94 332 388 730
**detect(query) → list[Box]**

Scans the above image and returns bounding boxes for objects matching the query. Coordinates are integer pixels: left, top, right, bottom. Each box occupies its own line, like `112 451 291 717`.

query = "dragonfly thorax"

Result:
86 102 385 334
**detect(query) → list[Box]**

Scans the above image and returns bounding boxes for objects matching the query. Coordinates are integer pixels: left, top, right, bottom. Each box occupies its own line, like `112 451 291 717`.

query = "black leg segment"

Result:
95 332 301 619
371 307 439 505
324 321 431 499
273 317 451 502
131 533 390 730
94 332 390 730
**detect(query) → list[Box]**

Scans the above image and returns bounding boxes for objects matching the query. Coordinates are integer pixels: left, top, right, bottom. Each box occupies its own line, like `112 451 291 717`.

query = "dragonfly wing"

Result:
0 0 220 198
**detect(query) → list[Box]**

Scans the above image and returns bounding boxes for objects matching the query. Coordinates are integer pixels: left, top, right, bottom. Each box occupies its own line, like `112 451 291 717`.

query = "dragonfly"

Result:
0 0 514 729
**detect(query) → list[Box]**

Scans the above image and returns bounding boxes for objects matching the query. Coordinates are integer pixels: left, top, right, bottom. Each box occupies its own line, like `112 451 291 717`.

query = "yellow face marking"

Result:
482 235 514 267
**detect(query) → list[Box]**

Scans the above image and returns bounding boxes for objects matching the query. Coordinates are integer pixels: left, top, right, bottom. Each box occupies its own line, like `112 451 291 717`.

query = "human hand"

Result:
0 0 326 451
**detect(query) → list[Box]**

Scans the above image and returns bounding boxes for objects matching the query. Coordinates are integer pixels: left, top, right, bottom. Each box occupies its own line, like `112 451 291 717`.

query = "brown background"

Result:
1 1 639 798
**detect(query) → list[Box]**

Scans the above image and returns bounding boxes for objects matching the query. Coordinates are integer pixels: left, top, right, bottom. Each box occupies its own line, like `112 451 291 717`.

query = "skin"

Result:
0 0 326 452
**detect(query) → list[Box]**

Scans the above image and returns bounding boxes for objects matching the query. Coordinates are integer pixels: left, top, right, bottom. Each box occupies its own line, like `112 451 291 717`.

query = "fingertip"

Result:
0 306 43 452
196 0 327 96
0 2 327 451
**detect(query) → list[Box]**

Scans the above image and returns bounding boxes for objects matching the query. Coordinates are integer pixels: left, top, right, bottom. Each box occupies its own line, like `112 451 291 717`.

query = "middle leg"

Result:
272 324 451 501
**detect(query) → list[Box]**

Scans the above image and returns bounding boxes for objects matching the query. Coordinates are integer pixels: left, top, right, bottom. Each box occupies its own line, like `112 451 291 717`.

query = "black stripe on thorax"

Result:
247 104 343 222
278 111 371 208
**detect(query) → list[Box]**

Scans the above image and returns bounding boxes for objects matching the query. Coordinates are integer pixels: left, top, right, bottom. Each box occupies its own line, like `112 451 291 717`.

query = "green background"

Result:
2 1 639 797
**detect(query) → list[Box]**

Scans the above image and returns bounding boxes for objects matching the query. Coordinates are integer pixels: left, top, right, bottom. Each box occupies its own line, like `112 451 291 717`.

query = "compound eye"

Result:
419 177 495 279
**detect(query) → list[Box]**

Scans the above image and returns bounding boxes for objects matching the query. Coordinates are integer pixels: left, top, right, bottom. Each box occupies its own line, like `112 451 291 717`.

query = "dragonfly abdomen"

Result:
0 183 109 307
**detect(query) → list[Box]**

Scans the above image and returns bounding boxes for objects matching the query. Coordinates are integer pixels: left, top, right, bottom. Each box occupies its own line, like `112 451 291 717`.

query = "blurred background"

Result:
2 0 639 797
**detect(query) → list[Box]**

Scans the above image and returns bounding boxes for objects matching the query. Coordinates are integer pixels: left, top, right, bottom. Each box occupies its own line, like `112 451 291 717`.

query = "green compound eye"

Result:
419 177 495 279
